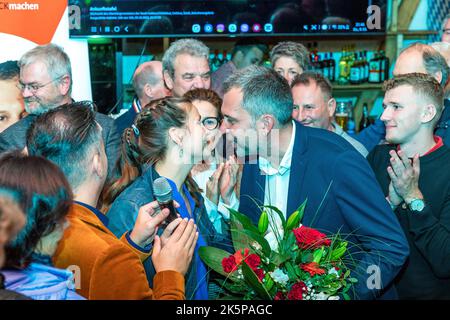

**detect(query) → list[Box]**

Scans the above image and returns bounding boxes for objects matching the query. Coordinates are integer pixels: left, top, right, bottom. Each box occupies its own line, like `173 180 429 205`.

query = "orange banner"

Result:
0 0 67 45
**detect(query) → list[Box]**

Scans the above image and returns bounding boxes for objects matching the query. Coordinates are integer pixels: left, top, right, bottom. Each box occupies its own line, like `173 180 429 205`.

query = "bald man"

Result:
430 42 450 145
393 43 450 145
115 61 171 133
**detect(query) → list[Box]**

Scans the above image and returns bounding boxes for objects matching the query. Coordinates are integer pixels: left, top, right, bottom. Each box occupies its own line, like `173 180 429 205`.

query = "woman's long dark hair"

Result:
0 151 73 269
102 97 202 212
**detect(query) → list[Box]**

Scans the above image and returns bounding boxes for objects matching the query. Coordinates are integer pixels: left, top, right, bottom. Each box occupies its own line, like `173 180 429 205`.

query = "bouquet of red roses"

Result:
199 201 357 300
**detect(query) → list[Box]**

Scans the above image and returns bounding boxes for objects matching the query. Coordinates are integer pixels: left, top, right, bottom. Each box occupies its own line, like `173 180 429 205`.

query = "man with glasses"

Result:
290 71 368 156
0 44 120 177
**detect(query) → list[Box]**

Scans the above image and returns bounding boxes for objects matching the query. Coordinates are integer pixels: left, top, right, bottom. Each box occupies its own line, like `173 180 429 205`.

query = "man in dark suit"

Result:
114 61 170 134
0 44 120 176
220 65 409 299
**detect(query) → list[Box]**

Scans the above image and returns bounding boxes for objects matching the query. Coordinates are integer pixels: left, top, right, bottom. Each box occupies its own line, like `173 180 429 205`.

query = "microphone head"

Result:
153 177 172 203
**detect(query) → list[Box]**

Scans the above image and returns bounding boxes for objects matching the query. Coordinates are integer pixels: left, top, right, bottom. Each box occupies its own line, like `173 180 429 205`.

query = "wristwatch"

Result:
406 198 426 212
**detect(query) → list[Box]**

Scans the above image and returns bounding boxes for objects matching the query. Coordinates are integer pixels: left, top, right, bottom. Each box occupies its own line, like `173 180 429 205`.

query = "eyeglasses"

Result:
17 75 65 93
201 117 221 130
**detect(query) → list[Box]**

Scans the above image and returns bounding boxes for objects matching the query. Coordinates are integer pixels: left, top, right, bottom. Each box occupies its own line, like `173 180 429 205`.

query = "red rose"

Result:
244 253 261 271
293 226 331 250
254 268 265 281
287 282 307 300
301 262 326 277
233 248 250 265
274 292 286 300
222 255 237 273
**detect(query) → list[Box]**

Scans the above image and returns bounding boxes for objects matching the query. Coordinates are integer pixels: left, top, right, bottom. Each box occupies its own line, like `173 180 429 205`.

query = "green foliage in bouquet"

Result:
199 200 357 300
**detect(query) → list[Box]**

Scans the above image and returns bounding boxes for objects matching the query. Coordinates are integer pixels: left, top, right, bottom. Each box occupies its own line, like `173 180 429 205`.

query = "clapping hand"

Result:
219 156 239 205
387 150 423 205
206 163 225 206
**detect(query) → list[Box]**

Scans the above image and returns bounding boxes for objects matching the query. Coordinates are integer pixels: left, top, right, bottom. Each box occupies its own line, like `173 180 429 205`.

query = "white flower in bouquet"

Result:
328 267 340 277
250 241 262 251
269 268 289 285
328 296 340 300
314 292 330 300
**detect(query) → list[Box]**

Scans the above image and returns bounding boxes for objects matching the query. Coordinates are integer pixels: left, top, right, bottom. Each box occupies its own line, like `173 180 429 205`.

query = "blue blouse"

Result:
166 178 208 300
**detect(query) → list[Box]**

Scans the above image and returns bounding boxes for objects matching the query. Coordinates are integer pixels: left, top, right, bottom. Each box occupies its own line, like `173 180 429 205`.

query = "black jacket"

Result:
368 144 450 299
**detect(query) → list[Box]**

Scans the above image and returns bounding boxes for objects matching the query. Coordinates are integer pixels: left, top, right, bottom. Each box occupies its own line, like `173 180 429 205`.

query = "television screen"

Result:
69 0 387 38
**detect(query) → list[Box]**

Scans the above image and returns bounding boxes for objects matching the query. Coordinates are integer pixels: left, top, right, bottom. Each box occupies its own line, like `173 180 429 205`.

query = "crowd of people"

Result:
0 14 450 300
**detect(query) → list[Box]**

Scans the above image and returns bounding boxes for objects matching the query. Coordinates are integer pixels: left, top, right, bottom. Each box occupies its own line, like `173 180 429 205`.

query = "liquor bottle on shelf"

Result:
328 52 336 82
358 52 365 83
347 46 355 75
338 47 349 84
217 51 224 67
359 103 371 132
210 49 220 72
368 51 381 83
222 50 229 64
313 42 321 72
349 52 361 84
209 52 216 71
379 50 389 82
226 50 232 63
312 42 319 62
322 53 330 80
362 51 369 82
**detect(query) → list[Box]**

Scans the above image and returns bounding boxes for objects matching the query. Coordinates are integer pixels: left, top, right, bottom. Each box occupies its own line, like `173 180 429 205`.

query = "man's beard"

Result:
24 96 62 115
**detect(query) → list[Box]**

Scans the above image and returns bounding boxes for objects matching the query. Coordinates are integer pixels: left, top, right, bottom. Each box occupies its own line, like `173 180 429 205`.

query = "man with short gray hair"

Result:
0 44 120 177
220 64 409 299
162 38 211 97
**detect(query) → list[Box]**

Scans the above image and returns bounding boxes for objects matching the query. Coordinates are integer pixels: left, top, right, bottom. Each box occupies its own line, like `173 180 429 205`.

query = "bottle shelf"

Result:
333 83 383 91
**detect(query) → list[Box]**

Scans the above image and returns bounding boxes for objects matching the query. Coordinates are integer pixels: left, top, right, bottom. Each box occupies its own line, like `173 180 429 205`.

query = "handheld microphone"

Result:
153 177 178 226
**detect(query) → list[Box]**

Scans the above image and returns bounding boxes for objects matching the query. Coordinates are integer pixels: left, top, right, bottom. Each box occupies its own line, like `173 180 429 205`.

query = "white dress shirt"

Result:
258 121 296 250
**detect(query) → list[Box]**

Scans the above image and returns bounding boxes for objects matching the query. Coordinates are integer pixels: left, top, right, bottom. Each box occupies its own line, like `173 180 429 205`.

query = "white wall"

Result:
409 0 428 30
0 7 92 101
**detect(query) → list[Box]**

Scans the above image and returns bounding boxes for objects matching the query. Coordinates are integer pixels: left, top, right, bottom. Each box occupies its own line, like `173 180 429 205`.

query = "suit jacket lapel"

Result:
286 121 308 220
239 162 266 224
